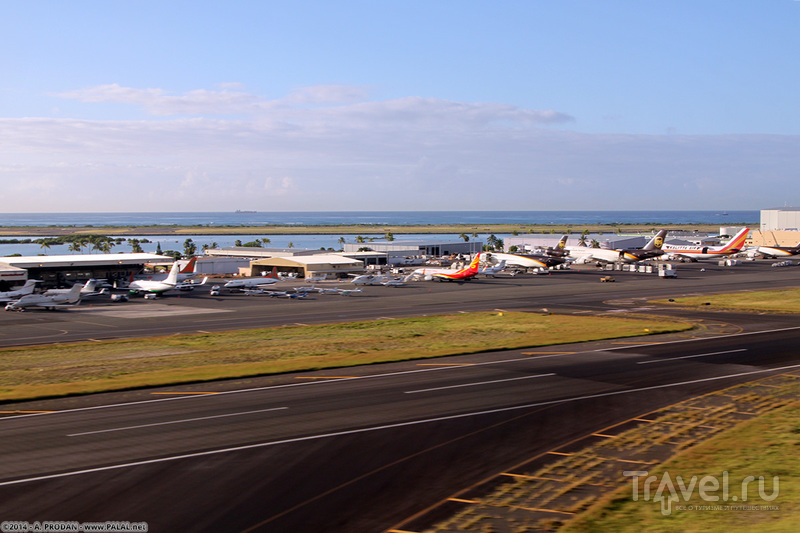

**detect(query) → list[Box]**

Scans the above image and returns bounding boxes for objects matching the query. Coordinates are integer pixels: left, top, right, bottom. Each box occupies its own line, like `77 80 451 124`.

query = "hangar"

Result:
249 254 364 279
0 253 173 288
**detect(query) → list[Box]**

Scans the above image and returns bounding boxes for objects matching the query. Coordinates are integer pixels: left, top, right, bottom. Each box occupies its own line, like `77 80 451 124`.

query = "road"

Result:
0 260 799 532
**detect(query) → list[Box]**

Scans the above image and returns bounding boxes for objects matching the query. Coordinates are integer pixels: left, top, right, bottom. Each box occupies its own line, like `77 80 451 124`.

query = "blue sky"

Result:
2 1 799 212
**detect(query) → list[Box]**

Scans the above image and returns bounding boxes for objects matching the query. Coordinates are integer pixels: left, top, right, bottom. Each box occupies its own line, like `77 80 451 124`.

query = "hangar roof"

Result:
1 253 174 269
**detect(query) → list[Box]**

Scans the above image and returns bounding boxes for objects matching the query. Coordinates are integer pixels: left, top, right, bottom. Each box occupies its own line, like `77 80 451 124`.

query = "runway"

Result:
1 260 799 531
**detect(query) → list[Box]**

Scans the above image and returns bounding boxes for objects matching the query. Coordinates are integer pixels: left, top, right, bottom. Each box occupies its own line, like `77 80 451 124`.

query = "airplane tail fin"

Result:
643 230 669 251
468 253 482 272
264 267 280 279
556 235 568 250
722 228 750 252
165 262 181 285
180 257 198 274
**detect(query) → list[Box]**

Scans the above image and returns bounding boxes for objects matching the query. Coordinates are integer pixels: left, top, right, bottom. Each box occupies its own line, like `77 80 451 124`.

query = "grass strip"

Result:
0 312 691 402
656 288 800 314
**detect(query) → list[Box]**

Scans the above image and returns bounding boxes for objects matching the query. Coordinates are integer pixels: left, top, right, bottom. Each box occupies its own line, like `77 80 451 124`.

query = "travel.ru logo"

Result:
624 470 779 516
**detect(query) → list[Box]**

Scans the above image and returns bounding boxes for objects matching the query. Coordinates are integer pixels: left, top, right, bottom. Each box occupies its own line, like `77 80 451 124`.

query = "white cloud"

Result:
2 85 798 211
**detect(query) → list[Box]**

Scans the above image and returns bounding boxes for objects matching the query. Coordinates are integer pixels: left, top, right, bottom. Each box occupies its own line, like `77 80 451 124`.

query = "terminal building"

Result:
0 253 173 289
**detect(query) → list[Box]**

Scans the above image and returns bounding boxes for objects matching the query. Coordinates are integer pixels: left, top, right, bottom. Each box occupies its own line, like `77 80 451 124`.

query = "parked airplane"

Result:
663 228 750 261
338 288 363 296
350 273 390 285
382 275 413 287
122 262 183 295
541 235 570 257
485 252 568 270
42 279 103 297
134 257 199 282
411 253 482 281
0 280 39 303
753 240 800 259
478 260 507 277
567 230 669 264
5 283 83 311
224 268 283 289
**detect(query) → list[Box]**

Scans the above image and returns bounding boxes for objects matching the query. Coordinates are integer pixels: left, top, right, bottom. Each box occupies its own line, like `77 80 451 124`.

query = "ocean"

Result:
0 211 759 257
0 210 758 227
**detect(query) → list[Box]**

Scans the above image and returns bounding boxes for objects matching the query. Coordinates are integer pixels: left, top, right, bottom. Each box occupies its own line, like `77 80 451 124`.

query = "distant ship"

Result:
235 210 258 214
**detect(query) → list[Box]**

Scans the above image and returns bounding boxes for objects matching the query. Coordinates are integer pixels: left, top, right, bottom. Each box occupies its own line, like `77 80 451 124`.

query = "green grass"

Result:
566 401 800 532
657 289 800 314
0 312 692 402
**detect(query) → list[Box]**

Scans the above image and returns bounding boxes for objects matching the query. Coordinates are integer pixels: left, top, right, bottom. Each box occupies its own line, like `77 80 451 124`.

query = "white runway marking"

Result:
405 373 556 394
67 407 288 437
637 349 747 365
73 304 232 318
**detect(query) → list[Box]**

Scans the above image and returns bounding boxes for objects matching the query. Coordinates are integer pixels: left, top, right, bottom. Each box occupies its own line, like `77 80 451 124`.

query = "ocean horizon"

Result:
0 210 759 227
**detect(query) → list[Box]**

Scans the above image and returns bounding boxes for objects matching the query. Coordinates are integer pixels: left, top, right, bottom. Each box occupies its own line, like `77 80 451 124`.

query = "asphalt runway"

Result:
1 260 799 532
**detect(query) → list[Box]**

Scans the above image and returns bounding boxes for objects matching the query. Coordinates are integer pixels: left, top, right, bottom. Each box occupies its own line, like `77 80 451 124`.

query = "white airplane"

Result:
305 273 328 283
350 273 390 285
224 276 279 290
5 283 83 311
135 257 199 282
662 228 750 261
382 275 413 287
338 288 363 296
122 262 183 295
0 280 39 303
484 252 569 270
42 279 103 297
567 230 669 264
478 260 507 277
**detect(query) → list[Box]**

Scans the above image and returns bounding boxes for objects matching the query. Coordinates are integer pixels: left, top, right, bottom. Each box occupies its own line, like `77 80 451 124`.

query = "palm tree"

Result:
459 233 469 242
68 242 81 254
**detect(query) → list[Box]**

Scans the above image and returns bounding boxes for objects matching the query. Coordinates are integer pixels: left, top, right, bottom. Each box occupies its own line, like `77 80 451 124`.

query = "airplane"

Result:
541 235 570 257
410 253 482 282
478 260 507 277
662 228 750 261
752 239 800 259
304 273 328 283
224 267 285 290
134 257 199 282
382 275 414 287
5 283 83 311
121 262 183 295
0 280 39 303
338 288 363 296
484 252 568 270
350 273 390 285
567 230 669 264
42 279 103 297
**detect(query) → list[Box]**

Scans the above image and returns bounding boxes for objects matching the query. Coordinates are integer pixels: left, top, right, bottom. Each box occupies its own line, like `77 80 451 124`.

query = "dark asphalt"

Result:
0 260 799 532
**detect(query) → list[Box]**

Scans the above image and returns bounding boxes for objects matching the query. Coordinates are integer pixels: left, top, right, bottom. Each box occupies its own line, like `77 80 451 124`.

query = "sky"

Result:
2 0 800 213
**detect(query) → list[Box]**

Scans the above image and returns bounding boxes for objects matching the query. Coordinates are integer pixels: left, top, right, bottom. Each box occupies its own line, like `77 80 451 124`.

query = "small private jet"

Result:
0 280 39 303
5 283 83 311
120 262 206 295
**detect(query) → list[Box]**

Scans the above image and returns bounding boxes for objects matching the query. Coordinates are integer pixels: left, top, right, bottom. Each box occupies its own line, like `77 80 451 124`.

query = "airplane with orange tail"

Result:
411 253 482 282
663 228 750 261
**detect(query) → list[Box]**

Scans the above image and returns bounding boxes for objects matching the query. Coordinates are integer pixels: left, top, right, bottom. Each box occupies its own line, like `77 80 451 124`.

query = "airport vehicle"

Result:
5 283 83 311
410 253 482 282
209 285 221 296
567 230 669 264
663 228 750 261
0 280 39 303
